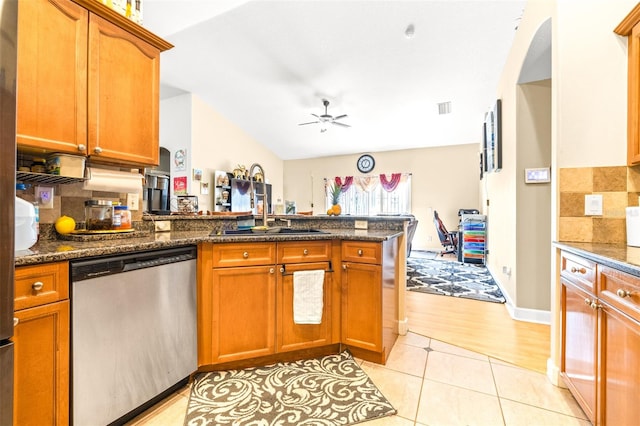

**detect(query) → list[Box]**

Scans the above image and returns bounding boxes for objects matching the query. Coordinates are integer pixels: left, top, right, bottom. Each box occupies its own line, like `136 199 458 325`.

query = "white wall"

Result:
160 93 284 212
284 144 481 251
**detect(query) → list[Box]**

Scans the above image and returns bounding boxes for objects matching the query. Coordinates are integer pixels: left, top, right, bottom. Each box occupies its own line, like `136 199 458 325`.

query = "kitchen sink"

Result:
216 227 328 236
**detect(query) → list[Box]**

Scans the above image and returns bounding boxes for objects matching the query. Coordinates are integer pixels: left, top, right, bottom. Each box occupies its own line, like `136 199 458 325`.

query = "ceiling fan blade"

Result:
311 113 320 118
332 121 351 128
333 114 348 121
299 121 320 126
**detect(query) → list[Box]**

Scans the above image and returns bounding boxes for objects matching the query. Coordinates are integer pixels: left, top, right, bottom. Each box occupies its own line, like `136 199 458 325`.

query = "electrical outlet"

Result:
127 193 139 211
355 220 368 229
35 186 54 209
155 221 171 232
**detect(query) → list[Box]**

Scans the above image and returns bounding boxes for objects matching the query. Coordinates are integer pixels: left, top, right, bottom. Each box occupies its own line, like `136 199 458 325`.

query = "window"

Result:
325 173 412 215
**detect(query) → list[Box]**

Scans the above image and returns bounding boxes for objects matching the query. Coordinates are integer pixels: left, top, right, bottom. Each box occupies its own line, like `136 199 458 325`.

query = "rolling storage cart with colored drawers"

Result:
460 214 486 265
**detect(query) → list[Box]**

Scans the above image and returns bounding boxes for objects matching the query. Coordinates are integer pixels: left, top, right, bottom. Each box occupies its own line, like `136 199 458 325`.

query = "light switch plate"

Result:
585 194 603 216
354 220 368 229
127 193 139 211
35 186 54 209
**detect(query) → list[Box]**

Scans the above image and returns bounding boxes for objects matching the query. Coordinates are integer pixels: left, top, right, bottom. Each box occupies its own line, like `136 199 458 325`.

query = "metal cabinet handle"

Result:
32 281 44 291
590 301 602 310
269 268 275 274
93 146 103 154
357 249 363 256
77 144 86 152
303 249 309 255
584 298 592 306
13 317 19 327
280 267 284 273
616 288 631 298
342 264 347 270
243 252 249 259
570 266 586 274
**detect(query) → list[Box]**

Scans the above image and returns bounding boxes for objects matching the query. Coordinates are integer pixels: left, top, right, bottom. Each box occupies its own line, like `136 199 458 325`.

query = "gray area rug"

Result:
407 256 506 303
184 351 396 425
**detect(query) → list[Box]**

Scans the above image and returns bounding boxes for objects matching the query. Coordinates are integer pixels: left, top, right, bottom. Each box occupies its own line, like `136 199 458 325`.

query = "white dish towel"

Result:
293 270 325 324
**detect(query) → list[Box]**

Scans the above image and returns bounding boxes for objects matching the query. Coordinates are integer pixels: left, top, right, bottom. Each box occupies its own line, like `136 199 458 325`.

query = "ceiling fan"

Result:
298 99 350 131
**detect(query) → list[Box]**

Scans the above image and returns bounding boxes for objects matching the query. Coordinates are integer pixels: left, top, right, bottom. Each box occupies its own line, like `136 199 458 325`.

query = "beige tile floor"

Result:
127 332 589 426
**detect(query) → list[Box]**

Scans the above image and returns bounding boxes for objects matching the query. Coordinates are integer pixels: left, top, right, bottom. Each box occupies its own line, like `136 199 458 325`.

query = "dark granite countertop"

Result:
15 228 402 266
554 241 640 278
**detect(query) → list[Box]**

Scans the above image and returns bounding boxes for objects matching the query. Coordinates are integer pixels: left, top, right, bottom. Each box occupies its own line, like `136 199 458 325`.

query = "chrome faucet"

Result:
248 163 268 227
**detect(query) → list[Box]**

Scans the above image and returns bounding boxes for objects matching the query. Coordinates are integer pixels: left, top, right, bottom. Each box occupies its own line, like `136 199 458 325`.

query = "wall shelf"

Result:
16 171 85 185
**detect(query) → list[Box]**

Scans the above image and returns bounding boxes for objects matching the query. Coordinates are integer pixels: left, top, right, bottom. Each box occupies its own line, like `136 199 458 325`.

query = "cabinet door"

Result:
210 265 276 364
341 262 381 352
560 280 597 423
600 304 640 426
13 300 70 426
276 263 332 352
88 13 160 166
17 0 88 154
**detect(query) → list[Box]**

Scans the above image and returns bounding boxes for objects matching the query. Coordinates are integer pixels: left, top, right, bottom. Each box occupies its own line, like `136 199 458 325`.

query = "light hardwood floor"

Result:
406 290 550 373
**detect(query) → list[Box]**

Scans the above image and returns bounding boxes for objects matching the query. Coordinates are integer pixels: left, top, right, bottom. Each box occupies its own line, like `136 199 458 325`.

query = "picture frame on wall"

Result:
484 99 502 173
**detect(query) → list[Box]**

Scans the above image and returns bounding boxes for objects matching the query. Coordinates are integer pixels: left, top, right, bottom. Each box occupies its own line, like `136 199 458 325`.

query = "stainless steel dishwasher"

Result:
70 246 197 426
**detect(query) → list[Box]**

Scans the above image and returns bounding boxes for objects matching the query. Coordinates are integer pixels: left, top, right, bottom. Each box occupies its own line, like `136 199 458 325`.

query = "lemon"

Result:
55 215 76 234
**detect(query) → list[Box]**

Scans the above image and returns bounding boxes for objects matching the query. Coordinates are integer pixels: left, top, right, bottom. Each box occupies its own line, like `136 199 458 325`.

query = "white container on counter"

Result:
15 196 38 251
626 207 640 247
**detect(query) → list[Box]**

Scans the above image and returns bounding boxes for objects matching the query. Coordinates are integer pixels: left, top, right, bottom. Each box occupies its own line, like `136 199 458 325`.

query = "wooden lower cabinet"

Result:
560 250 640 426
210 265 276 364
341 239 398 364
561 280 597 423
277 262 333 353
13 262 70 426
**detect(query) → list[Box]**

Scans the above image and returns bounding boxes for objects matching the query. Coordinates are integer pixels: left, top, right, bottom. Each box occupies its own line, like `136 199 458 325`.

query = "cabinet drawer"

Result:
212 242 275 268
598 265 640 321
15 262 69 311
277 241 331 264
560 251 596 293
342 241 381 264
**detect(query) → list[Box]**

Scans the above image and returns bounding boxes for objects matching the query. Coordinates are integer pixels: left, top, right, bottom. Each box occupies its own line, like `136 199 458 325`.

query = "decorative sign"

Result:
173 176 187 195
524 167 550 183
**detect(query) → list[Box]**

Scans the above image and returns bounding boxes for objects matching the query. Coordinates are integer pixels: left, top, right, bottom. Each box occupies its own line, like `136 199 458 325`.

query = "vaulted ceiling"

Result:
143 1 526 160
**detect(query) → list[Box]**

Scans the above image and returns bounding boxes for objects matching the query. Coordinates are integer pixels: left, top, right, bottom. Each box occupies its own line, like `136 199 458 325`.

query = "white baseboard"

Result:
505 303 551 324
397 317 409 335
547 358 565 387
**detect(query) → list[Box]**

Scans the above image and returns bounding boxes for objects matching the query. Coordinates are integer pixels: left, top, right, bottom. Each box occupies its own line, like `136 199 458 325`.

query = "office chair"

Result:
433 210 458 257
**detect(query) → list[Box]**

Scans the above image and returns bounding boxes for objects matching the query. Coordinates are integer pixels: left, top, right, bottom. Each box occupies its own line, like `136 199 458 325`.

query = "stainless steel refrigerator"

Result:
0 0 17 424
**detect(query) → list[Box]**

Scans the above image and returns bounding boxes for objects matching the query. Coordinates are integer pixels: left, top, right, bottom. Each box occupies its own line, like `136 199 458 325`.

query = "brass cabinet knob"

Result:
570 266 586 274
584 298 592 306
32 281 44 291
13 317 19 327
342 264 347 270
590 301 602 310
93 146 103 154
77 144 86 152
616 288 631 298
357 249 363 256
269 268 275 274
303 249 309 255
243 252 249 259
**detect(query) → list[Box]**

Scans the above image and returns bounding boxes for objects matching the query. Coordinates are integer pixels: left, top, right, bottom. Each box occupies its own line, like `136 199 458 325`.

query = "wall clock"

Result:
357 154 375 173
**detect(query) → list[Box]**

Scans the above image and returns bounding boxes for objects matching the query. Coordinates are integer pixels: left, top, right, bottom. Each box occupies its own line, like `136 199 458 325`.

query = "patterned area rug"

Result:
184 351 396 425
407 256 506 303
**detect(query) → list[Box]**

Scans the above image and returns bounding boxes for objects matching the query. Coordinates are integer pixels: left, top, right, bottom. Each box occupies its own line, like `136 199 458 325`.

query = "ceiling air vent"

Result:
438 101 452 115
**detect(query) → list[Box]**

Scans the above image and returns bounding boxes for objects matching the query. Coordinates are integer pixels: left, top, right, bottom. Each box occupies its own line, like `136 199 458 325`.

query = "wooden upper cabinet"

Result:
17 0 88 155
17 0 172 167
87 13 160 166
615 4 640 165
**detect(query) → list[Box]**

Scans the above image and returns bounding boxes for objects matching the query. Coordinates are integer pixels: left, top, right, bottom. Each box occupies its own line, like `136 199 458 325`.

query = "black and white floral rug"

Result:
184 351 396 425
406 256 506 303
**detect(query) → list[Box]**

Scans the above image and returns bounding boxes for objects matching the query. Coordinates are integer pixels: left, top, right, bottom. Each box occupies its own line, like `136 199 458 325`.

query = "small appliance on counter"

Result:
626 207 640 247
143 171 170 215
